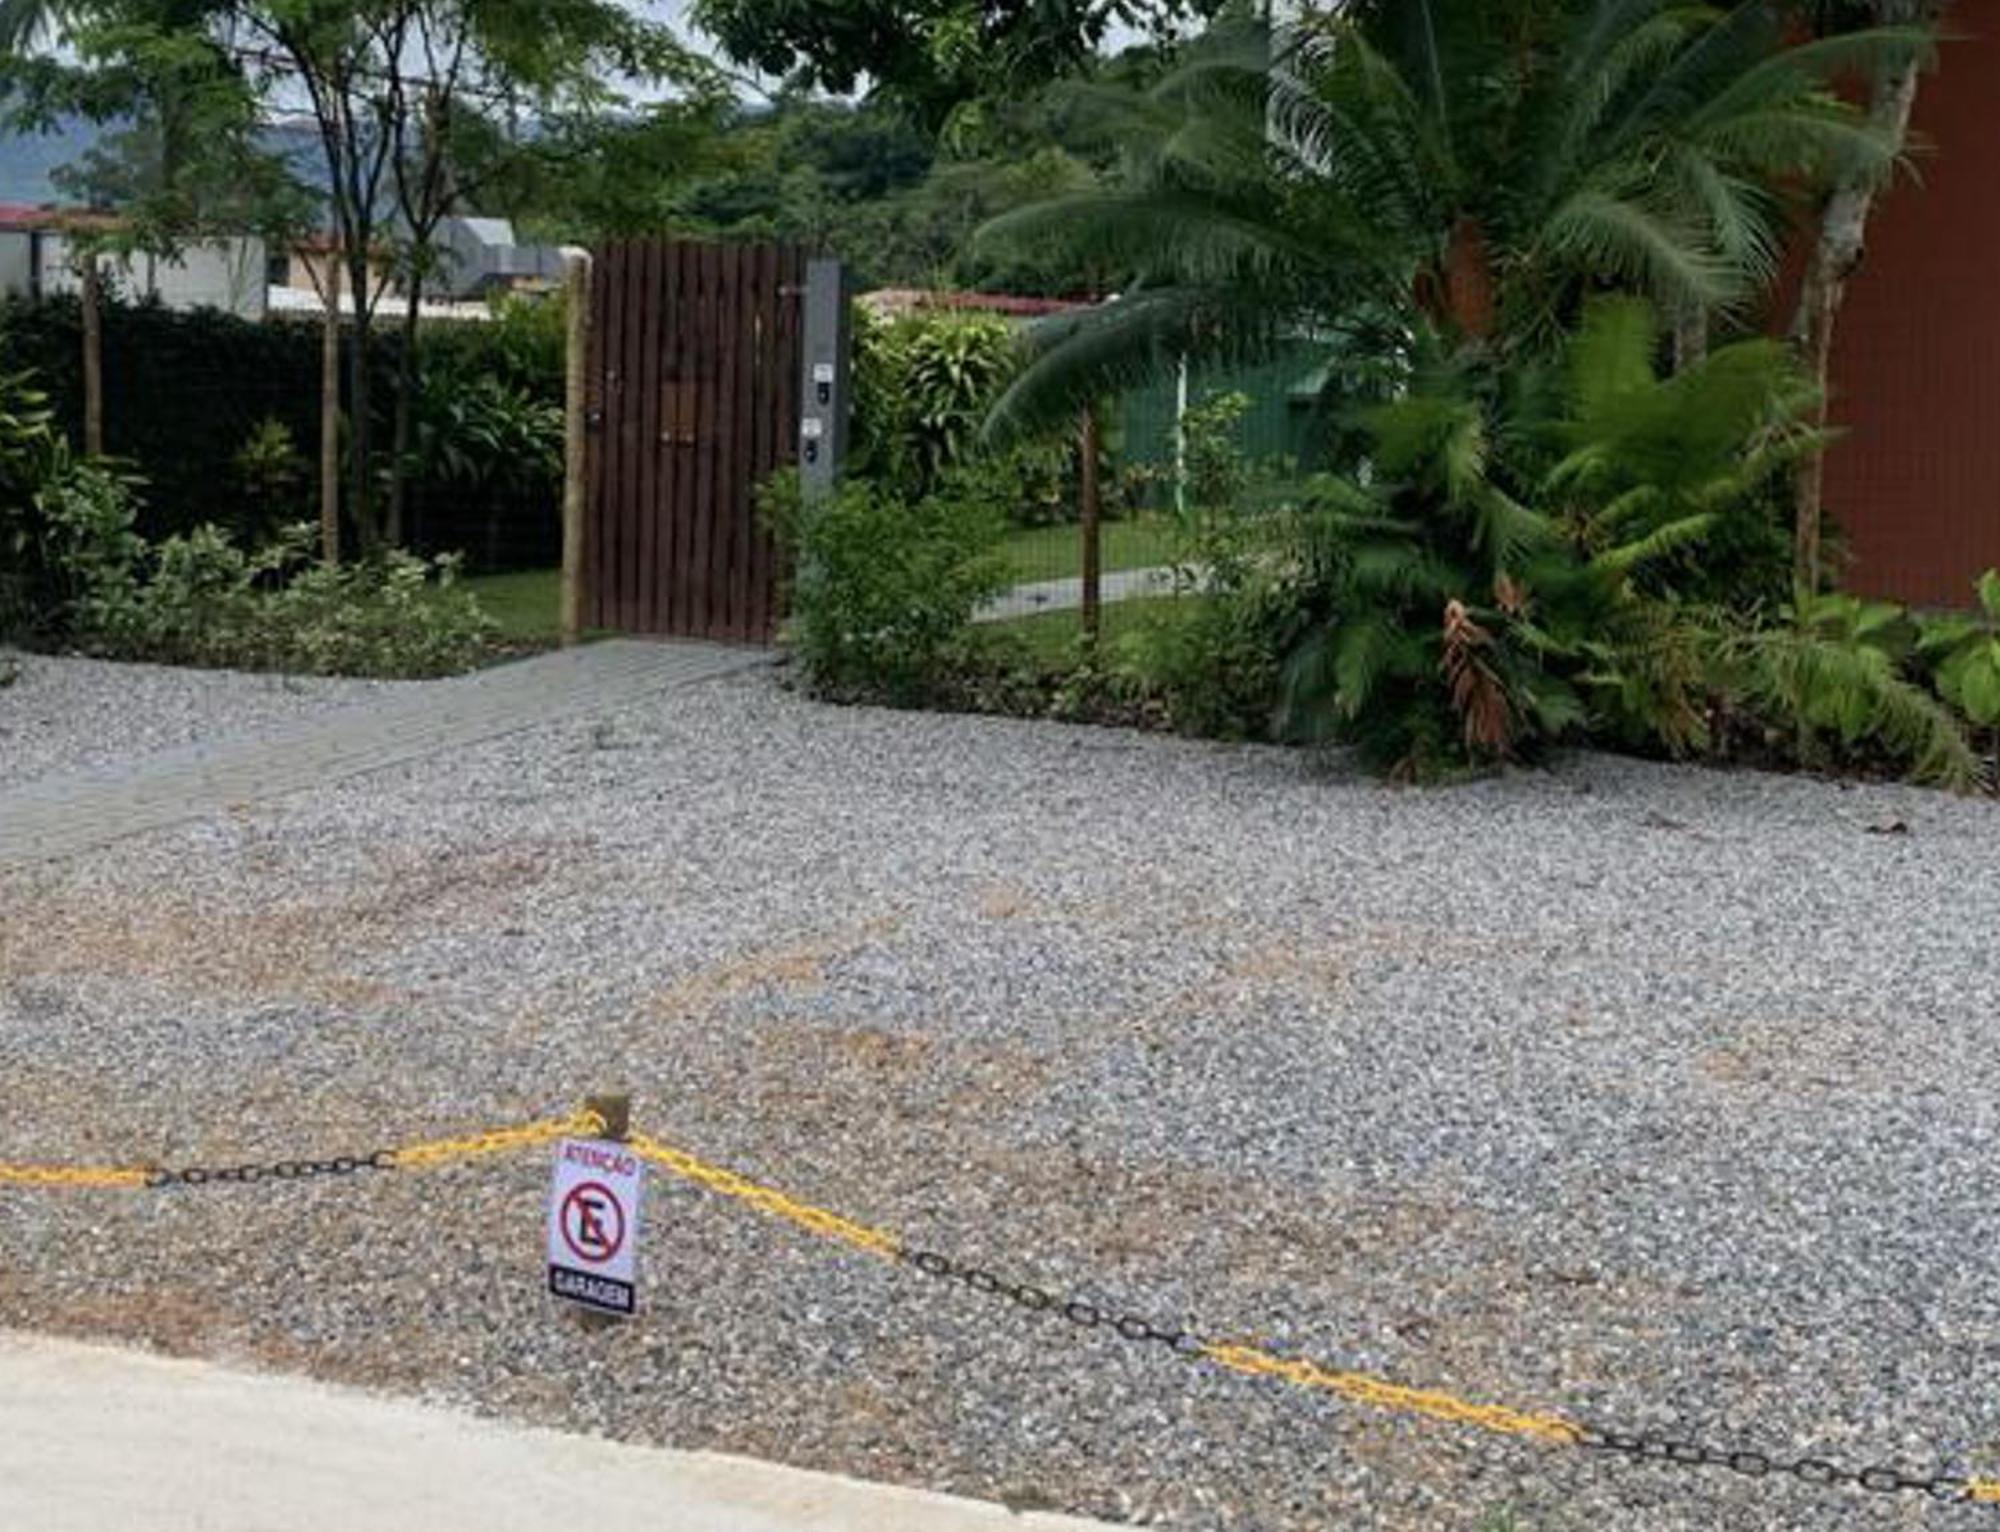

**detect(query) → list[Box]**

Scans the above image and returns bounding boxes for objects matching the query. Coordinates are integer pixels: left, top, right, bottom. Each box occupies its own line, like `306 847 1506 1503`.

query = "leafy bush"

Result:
0 292 565 568
766 466 1011 705
1918 571 2000 732
26 453 494 678
1716 592 1980 790
853 306 1018 499
1278 300 1814 776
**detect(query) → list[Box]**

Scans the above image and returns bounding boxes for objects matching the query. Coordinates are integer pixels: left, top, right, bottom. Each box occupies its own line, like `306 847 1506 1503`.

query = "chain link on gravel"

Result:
8 1106 1999 1509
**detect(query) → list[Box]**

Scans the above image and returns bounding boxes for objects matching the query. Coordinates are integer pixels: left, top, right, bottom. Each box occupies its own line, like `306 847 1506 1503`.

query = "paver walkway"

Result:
976 565 1180 623
0 640 770 873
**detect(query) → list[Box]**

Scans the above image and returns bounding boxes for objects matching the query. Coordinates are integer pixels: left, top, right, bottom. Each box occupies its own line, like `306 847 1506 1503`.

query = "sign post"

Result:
547 1094 644 1320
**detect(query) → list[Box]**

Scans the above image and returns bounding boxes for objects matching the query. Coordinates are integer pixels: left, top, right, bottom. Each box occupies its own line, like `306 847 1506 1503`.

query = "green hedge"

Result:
0 294 564 570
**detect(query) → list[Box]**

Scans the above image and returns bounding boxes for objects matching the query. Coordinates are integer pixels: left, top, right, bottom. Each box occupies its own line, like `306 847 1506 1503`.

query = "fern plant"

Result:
1715 592 1980 790
1279 298 1816 776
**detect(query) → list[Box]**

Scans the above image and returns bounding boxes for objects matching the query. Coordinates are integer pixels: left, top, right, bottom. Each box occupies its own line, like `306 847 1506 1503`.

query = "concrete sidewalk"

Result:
0 1333 1116 1532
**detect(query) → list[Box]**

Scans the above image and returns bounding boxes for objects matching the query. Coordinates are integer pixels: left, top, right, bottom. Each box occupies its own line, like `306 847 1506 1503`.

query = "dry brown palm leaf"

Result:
1441 598 1513 755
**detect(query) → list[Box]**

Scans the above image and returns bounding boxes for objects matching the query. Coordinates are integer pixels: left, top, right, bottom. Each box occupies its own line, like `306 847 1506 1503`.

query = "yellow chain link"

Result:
1197 1340 1583 1446
7 1104 1999 1508
628 1130 903 1262
387 1109 606 1171
0 1162 151 1189
0 1110 605 1189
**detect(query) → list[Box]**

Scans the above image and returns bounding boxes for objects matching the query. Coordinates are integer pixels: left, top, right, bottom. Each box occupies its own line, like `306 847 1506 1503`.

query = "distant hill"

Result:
0 115 327 208
0 116 98 205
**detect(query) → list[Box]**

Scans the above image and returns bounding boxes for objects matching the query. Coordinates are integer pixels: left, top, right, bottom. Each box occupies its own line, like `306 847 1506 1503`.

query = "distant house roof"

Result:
0 203 117 234
860 288 1088 321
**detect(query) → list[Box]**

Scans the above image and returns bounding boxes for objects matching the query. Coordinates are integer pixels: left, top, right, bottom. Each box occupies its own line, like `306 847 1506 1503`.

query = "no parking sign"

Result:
547 1136 646 1316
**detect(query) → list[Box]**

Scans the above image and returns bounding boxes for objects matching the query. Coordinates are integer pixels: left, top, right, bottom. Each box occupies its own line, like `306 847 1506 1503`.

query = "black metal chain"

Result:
901 1247 1989 1508
1573 1426 1982 1503
900 1247 1206 1356
144 1150 398 1188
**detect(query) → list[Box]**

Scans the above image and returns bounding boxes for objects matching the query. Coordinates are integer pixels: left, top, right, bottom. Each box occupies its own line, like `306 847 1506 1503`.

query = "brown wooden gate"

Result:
585 239 804 640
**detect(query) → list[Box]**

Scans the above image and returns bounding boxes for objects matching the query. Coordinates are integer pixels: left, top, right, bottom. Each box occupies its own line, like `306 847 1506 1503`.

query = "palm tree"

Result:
981 0 1926 438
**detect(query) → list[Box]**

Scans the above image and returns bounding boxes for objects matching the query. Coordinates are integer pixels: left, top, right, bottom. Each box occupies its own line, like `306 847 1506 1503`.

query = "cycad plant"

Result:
1279 297 1824 775
981 0 1925 436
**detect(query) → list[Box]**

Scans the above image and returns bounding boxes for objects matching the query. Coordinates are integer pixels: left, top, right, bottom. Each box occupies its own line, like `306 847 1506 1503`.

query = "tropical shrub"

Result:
1716 592 1979 790
28 463 494 678
0 293 565 566
853 306 1019 500
981 4 1923 436
765 465 1012 704
1918 571 2000 734
1277 299 1814 775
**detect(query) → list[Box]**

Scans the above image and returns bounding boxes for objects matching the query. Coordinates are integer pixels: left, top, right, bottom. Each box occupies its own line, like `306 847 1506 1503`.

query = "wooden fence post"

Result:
320 255 343 565
1079 405 1102 645
560 250 592 647
79 246 104 458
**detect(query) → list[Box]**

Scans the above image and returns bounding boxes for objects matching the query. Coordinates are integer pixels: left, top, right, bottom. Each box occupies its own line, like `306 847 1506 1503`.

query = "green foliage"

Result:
1917 570 2000 729
1716 591 1979 789
854 307 1020 498
689 0 1214 128
1106 390 1300 737
765 466 1011 705
1276 300 1815 775
0 294 564 567
233 418 309 531
983 4 1927 437
38 485 497 678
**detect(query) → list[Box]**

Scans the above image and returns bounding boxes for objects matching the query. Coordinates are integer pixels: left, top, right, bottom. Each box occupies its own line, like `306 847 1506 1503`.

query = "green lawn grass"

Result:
465 518 1182 647
1003 516 1179 583
983 594 1192 668
464 568 563 645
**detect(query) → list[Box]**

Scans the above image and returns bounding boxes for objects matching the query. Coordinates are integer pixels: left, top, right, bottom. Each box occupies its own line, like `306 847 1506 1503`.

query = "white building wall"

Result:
3 232 267 319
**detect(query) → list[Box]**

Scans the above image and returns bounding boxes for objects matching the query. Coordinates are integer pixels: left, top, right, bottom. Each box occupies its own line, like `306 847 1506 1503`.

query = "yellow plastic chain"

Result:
0 1161 151 1189
7 1103 1999 1508
387 1109 606 1171
628 1130 902 1262
1197 1341 1583 1446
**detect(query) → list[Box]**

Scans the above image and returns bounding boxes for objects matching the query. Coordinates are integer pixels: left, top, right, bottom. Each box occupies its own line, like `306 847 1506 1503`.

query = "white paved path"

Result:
0 1333 1115 1532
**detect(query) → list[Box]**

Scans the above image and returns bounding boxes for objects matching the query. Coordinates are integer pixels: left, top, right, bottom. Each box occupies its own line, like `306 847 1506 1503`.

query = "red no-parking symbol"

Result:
547 1138 646 1317
558 1180 625 1265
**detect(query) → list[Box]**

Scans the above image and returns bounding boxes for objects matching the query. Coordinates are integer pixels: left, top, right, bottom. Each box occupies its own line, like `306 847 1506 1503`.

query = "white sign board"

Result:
547 1138 646 1317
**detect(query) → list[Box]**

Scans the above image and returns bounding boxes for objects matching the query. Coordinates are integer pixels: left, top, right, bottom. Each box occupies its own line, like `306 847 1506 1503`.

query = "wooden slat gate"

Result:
585 239 805 641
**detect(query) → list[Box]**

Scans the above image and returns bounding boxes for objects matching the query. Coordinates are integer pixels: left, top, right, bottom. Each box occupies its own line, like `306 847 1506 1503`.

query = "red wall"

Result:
1823 10 2000 606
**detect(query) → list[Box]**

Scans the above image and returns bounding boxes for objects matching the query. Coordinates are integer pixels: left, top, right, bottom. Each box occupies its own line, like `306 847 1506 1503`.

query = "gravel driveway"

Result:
2 657 1997 1531
0 649 404 792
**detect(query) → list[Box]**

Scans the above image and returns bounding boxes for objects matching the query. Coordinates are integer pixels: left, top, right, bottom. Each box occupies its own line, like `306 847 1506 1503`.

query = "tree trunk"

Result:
1672 300 1708 374
79 249 104 457
320 257 343 565
387 272 423 549
1791 45 1926 596
1443 215 1497 342
344 249 377 551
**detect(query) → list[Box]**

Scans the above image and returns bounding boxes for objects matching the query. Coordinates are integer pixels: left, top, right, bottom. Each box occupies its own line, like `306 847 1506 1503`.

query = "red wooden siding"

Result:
1824 9 2000 607
585 239 805 640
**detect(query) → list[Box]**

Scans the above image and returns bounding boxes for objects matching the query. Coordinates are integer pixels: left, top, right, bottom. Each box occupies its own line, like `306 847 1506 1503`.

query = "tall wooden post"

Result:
1079 405 1102 645
320 254 343 565
560 251 592 647
79 247 104 458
